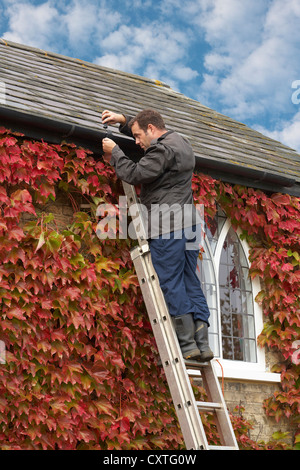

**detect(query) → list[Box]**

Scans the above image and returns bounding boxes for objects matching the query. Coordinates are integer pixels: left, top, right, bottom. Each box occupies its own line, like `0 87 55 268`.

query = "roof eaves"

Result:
1 105 299 197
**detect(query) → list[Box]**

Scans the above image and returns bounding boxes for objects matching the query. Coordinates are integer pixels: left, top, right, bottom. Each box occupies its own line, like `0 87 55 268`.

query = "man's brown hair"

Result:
129 109 166 132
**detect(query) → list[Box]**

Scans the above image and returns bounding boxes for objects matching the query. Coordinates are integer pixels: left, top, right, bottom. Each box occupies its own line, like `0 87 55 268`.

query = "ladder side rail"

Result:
122 182 148 248
200 363 239 449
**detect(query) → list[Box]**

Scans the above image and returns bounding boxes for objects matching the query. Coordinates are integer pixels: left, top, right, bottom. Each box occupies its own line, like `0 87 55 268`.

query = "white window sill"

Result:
187 359 281 383
215 359 281 383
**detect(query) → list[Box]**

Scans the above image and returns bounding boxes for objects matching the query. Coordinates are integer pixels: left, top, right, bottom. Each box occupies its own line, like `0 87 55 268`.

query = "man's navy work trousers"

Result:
149 226 210 325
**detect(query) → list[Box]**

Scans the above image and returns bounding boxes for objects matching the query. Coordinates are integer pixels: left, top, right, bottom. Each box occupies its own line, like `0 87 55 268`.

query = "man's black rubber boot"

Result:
194 320 214 362
172 314 201 361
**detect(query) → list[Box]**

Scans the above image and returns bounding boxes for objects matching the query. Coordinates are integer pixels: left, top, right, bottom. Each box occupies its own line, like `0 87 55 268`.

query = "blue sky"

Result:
1 0 300 151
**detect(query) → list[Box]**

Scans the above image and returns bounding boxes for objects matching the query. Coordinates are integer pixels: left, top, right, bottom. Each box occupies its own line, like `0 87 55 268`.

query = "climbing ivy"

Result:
0 127 298 449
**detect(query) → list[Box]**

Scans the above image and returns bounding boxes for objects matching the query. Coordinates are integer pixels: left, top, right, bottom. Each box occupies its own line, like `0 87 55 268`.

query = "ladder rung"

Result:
184 359 210 368
208 446 238 451
187 370 201 378
196 401 222 412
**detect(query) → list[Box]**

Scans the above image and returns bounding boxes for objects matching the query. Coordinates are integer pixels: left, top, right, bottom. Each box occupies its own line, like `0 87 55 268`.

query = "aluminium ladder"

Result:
122 181 239 451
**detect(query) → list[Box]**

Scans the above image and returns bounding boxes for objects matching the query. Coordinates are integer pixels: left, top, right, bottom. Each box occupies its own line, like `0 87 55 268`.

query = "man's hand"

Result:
102 137 117 163
102 110 126 126
101 110 124 163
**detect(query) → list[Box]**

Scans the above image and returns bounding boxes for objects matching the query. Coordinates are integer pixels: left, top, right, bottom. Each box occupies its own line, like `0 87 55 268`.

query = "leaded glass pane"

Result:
196 240 220 357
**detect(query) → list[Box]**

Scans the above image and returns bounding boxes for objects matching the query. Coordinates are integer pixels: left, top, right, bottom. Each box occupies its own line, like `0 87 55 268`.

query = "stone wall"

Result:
223 379 293 446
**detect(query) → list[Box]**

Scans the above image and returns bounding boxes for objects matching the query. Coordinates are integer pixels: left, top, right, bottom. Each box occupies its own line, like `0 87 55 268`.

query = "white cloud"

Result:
100 25 132 52
62 1 102 46
62 0 122 44
95 52 138 74
173 66 199 82
2 1 61 49
95 22 198 85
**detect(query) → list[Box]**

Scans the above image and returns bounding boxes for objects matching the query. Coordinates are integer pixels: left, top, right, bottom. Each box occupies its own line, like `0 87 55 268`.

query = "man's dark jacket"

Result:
110 116 198 238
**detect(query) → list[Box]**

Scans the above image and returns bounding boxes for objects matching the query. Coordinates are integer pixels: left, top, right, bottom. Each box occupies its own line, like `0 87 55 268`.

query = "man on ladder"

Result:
101 109 214 363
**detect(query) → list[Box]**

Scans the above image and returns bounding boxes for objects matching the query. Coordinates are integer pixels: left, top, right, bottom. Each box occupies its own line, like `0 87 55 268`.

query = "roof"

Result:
0 39 300 196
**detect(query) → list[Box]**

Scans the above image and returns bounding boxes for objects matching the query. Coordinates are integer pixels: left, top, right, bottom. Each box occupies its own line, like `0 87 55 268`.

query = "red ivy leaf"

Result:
6 306 25 320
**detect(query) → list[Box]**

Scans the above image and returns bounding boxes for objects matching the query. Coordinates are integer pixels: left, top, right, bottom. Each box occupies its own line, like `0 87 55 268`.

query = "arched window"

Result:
218 225 256 363
196 207 279 382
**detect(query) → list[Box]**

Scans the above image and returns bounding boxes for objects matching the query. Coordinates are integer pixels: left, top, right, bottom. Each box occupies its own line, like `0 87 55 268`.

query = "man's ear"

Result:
147 123 155 134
